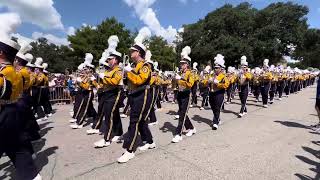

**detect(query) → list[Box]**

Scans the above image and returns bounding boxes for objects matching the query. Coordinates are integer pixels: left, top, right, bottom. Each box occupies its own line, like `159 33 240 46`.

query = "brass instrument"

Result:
119 53 130 86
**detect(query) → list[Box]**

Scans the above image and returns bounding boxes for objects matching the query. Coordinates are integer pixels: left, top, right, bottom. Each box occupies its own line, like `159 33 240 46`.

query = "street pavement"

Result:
1 86 319 180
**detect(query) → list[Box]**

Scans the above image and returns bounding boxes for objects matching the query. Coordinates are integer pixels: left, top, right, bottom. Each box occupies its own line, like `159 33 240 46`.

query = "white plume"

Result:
145 50 152 62
214 54 225 67
193 62 198 69
25 53 33 61
181 46 191 57
107 35 119 51
263 59 269 66
134 27 151 44
17 39 32 55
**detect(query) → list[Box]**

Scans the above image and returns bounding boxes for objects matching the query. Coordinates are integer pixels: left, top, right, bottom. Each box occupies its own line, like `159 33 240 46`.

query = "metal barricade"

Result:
49 86 71 105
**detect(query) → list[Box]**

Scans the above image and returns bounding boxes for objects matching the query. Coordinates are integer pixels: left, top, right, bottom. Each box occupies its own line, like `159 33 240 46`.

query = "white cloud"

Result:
123 0 177 43
67 26 75 36
178 27 184 33
32 32 69 46
0 0 64 30
0 12 21 39
12 33 34 43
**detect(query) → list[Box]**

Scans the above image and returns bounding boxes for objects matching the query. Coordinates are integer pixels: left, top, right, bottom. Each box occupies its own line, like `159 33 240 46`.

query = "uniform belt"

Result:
129 85 150 95
0 99 18 105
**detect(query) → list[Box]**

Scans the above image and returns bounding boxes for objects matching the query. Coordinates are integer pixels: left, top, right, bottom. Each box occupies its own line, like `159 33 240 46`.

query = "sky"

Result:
0 0 319 46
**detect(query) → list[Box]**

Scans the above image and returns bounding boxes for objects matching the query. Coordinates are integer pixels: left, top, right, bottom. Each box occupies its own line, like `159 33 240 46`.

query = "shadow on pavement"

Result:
192 115 212 126
159 122 176 135
166 110 177 115
274 121 311 129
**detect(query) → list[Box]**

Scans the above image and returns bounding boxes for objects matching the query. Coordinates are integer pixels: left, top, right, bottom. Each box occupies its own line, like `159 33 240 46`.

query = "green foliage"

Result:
29 38 78 73
68 17 133 66
148 36 176 70
177 2 311 68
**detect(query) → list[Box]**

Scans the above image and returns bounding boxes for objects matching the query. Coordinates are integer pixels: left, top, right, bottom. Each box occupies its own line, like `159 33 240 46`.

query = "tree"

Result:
30 38 77 73
68 17 133 66
148 36 176 70
293 29 320 68
177 2 310 68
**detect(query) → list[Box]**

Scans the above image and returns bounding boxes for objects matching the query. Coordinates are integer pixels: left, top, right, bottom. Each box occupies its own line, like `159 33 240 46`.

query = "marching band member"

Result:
277 65 287 100
94 49 124 148
0 30 41 179
70 53 97 129
33 58 50 120
209 54 230 130
269 65 277 104
118 28 155 163
144 51 158 125
87 35 119 135
260 59 273 108
154 62 162 111
161 72 170 102
237 56 253 117
14 42 41 144
252 67 262 102
199 65 211 110
190 62 199 107
171 46 196 143
14 41 41 158
41 63 53 116
225 66 236 104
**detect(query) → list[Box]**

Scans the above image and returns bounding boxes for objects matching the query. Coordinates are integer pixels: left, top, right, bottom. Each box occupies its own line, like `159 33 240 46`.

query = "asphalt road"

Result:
1 86 319 180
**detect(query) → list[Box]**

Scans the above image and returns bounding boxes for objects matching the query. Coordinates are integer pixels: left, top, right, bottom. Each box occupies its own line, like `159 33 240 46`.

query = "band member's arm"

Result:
216 75 230 89
264 72 273 80
102 71 122 85
244 72 253 80
79 81 90 89
127 64 151 85
178 71 194 88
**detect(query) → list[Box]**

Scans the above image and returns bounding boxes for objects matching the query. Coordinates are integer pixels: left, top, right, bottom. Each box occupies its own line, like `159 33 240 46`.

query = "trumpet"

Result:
119 53 130 86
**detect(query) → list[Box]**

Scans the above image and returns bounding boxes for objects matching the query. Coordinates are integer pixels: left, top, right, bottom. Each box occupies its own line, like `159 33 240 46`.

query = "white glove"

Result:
214 79 219 84
99 73 105 79
124 65 132 72
90 76 96 81
76 77 82 82
175 74 181 80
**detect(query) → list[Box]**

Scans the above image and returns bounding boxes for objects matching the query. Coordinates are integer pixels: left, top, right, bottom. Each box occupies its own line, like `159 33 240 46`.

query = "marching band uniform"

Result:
70 53 97 129
42 65 53 116
190 62 199 107
269 65 277 104
0 37 41 180
238 56 253 117
171 46 196 143
199 66 211 110
144 51 158 125
161 74 170 102
209 54 230 130
118 38 155 163
276 67 287 100
15 45 41 144
94 51 124 147
252 68 261 102
87 35 120 135
260 59 273 108
225 67 236 104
